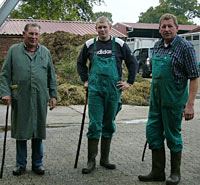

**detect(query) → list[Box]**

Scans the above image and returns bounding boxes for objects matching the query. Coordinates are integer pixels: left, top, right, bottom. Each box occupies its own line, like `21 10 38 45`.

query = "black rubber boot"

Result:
82 139 99 174
100 136 116 169
166 150 182 185
138 148 166 181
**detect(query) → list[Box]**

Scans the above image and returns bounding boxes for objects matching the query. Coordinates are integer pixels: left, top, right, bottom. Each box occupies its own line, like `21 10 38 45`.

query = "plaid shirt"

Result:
153 35 199 83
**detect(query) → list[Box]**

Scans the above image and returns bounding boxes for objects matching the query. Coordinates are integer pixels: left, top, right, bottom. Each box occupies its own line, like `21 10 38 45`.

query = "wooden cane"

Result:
0 105 9 178
74 90 88 168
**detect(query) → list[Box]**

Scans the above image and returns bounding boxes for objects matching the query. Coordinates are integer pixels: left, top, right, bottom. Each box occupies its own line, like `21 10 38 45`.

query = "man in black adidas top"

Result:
77 16 138 174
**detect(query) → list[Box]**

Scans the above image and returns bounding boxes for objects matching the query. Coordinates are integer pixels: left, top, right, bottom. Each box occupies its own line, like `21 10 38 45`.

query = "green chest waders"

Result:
146 38 188 152
87 38 122 139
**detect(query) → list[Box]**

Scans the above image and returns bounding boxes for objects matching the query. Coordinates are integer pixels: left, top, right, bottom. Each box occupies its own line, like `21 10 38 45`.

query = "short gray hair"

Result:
24 23 41 32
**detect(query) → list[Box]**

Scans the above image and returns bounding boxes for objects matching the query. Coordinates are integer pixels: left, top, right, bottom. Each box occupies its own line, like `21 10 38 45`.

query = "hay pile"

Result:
121 80 150 106
39 31 97 65
0 31 151 106
57 83 86 106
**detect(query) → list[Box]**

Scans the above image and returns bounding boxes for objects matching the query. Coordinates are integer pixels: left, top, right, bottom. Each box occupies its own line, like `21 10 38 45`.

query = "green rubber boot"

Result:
166 150 182 185
82 139 99 174
100 136 116 169
138 148 166 181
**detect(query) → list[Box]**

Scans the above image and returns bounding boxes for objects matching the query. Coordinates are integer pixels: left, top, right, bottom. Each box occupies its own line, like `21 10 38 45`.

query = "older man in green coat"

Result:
0 23 57 176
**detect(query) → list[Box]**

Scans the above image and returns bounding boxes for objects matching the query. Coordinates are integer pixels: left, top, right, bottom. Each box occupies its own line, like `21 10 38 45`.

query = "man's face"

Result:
23 26 40 48
159 19 178 44
96 21 111 41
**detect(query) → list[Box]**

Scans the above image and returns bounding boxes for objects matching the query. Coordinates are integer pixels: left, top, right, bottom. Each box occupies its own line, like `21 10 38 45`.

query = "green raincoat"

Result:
0 43 57 140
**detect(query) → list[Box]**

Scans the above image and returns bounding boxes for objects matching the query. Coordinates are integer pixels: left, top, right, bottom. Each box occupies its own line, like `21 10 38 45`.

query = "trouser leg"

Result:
13 140 27 175
101 97 121 138
87 94 104 139
32 139 43 167
16 140 27 168
162 106 184 152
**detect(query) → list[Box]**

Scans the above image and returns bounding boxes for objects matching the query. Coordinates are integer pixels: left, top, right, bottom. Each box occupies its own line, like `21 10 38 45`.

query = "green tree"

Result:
10 0 104 21
91 12 113 24
138 0 200 24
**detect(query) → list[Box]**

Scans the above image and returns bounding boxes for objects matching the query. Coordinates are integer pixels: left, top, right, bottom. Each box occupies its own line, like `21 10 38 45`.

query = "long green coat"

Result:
0 43 58 140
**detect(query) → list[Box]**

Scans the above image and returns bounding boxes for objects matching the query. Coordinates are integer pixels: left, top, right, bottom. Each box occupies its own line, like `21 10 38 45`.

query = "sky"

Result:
0 0 199 25
93 0 200 25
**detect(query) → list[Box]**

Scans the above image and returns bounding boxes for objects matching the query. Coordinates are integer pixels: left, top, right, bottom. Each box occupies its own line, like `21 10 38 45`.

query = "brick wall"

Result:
0 35 23 58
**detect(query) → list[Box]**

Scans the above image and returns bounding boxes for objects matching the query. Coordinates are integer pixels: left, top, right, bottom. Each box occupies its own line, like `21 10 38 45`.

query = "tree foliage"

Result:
138 0 200 25
10 0 104 21
91 12 113 24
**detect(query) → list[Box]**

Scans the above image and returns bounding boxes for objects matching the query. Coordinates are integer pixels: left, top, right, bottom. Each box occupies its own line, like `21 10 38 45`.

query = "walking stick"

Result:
0 105 9 178
74 90 88 168
141 141 147 161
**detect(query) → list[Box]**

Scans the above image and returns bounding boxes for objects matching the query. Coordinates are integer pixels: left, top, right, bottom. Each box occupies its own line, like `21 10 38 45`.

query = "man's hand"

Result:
84 81 88 89
117 81 131 90
183 104 194 121
183 78 198 121
49 98 56 110
2 96 11 105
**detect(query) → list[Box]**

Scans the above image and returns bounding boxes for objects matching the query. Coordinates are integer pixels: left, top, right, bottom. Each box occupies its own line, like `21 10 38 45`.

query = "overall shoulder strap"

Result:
168 37 183 55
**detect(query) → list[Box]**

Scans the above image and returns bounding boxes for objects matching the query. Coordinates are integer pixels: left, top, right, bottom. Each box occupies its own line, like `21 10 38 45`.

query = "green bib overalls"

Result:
87 37 122 139
146 38 188 152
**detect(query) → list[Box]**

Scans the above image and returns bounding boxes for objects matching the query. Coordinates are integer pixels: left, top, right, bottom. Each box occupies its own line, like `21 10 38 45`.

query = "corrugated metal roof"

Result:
117 22 198 31
0 18 127 38
187 26 200 33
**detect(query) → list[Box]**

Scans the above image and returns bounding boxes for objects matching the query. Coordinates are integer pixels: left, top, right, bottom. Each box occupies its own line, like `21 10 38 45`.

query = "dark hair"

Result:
24 23 41 32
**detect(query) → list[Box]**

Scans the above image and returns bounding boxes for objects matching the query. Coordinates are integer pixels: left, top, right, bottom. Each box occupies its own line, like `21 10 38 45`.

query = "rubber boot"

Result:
138 148 166 181
82 139 99 174
100 136 116 169
166 150 182 185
